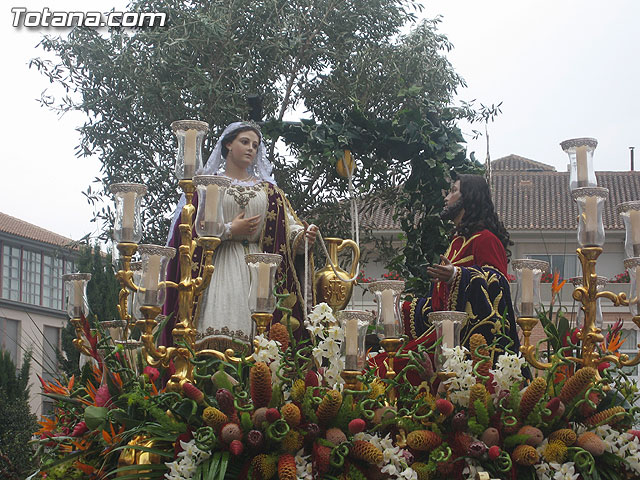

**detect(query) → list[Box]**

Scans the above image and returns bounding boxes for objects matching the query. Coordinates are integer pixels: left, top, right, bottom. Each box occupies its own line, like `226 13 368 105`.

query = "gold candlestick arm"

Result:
70 317 94 357
380 337 403 405
517 317 552 370
341 370 361 391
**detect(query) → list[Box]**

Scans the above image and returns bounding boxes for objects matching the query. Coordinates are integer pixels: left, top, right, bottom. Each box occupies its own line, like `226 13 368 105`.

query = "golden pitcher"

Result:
314 237 360 312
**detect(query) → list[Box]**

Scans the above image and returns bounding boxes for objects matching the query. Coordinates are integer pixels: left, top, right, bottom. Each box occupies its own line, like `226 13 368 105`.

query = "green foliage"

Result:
31 0 471 248
468 417 485 437
503 433 530 449
474 399 489 429
0 350 39 480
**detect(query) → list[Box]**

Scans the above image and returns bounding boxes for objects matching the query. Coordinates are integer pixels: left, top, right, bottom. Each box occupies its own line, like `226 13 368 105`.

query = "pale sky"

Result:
1 1 638 242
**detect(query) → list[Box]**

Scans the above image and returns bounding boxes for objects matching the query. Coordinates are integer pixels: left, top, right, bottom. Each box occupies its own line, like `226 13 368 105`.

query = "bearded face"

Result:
440 198 464 221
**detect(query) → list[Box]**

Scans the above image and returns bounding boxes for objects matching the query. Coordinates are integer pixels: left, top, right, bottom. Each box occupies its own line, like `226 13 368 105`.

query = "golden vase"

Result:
314 237 360 312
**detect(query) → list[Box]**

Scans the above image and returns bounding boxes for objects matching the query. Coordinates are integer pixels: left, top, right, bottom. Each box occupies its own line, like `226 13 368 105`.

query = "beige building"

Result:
0 212 79 415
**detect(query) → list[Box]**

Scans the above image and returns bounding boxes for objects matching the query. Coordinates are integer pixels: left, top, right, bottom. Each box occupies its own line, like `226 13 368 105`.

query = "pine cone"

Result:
250 362 273 408
216 388 236 415
519 376 547 421
549 429 577 446
269 322 290 351
407 430 442 452
252 453 276 480
558 367 596 404
411 462 431 480
468 383 488 417
542 439 568 463
512 444 540 466
281 402 301 427
313 443 331 473
585 406 626 426
202 406 228 429
182 382 205 405
290 379 306 403
281 430 303 453
277 453 297 480
469 333 491 380
317 390 342 424
350 440 384 464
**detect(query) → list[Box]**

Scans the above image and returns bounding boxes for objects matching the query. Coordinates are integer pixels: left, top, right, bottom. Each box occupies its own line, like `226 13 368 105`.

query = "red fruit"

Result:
488 445 501 460
229 439 244 456
348 418 366 435
542 397 565 421
305 370 320 387
220 423 243 444
435 398 454 417
265 408 281 422
598 362 610 374
313 443 331 473
183 382 205 405
216 388 236 414
72 421 88 437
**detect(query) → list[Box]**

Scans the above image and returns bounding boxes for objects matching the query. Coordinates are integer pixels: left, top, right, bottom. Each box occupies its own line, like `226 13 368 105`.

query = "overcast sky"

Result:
1 1 638 242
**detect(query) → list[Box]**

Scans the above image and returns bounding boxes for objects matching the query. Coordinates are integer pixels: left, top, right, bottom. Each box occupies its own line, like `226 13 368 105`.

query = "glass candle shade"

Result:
245 253 282 314
337 309 373 371
560 137 598 190
101 319 128 344
62 273 92 318
368 280 405 339
109 183 147 244
569 276 608 330
624 257 640 317
512 259 549 317
428 311 466 371
136 245 176 307
171 120 209 180
127 261 143 320
114 340 143 375
572 187 608 248
192 175 231 237
617 201 640 258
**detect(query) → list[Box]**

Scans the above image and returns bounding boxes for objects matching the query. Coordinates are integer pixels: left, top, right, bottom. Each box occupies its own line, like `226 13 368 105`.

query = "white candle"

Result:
204 184 220 223
184 129 197 176
381 289 395 336
576 146 588 185
441 319 454 348
122 191 135 230
584 196 598 234
630 210 640 249
144 255 160 290
345 317 358 360
73 280 83 311
521 269 533 304
257 262 270 300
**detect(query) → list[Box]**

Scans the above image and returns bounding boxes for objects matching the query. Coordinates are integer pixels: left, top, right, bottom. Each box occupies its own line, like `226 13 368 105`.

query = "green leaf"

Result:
84 405 108 430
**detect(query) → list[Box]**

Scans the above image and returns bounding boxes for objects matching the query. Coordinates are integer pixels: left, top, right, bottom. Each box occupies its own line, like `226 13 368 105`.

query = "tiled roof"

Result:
361 155 639 231
492 154 557 172
0 212 77 247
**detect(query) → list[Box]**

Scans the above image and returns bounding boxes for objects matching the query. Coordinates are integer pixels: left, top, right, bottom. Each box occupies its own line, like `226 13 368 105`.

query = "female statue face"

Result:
224 130 260 173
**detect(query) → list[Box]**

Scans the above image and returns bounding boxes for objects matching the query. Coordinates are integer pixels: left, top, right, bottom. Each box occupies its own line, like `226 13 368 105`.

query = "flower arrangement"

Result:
32 302 640 480
609 272 630 284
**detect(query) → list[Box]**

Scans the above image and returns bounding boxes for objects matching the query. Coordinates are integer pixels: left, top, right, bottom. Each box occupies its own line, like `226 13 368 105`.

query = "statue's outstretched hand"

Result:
426 255 457 283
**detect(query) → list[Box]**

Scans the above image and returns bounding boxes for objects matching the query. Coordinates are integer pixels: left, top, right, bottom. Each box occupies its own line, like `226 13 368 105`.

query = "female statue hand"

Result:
230 211 262 237
304 223 318 247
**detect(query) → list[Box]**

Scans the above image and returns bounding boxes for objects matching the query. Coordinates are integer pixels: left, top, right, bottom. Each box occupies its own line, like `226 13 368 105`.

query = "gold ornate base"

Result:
341 370 360 391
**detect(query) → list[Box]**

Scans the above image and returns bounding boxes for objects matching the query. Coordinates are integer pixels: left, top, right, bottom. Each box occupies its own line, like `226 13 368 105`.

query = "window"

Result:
42 325 60 384
0 317 19 363
43 255 63 310
528 254 577 280
2 245 20 301
65 259 75 275
22 249 41 306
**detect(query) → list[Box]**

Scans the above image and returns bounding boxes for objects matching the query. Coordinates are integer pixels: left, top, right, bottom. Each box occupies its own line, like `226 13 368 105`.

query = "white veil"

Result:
166 122 276 244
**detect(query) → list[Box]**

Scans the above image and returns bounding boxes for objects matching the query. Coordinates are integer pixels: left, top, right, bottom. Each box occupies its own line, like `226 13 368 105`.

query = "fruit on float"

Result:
313 443 332 473
305 370 320 387
278 453 297 480
549 429 577 446
326 427 347 445
468 383 488 417
220 423 243 444
629 430 640 440
579 391 602 417
519 376 547 421
317 390 342 424
469 333 491 380
451 431 473 455
558 367 597 404
407 430 442 452
512 444 540 466
247 429 264 450
216 388 236 415
250 362 272 408
290 379 306 403
488 445 501 460
212 370 238 391
576 432 606 456
435 398 454 417
468 441 487 458
452 411 468 431
517 426 544 446
252 453 277 479
349 418 366 435
542 397 565 422
265 408 281 423
585 406 626 426
373 405 396 424
411 462 430 480
268 322 290 351
203 406 228 429
480 427 500 447
252 407 268 427
229 439 244 456
350 440 384 464
281 402 301 427
281 430 303 453
542 439 568 463
183 382 206 405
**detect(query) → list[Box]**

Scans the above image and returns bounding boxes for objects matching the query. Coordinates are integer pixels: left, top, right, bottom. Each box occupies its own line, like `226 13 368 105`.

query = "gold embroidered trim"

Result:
409 297 419 339
227 182 265 209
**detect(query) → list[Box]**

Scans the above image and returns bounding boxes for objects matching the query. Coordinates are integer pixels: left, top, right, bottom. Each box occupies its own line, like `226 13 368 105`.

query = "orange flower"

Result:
604 332 625 354
551 271 567 296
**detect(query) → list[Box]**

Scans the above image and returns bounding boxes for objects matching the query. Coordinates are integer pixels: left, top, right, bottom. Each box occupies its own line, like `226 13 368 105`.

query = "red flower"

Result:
143 366 159 382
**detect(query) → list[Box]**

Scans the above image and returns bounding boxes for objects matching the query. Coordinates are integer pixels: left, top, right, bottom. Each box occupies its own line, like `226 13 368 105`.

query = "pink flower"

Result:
72 421 88 437
143 366 159 382
95 384 111 407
